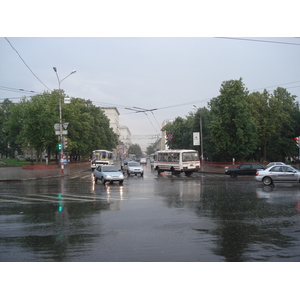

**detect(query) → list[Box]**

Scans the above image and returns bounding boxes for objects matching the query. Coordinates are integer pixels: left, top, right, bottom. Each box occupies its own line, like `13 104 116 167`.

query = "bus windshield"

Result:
182 152 199 161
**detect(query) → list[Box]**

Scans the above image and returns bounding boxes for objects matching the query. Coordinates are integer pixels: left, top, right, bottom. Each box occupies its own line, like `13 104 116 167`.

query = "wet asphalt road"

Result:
1 163 300 262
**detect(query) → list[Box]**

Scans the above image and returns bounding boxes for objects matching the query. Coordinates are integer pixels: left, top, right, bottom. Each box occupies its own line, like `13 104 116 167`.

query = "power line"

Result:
249 80 300 92
0 85 37 94
215 37 300 46
4 37 51 91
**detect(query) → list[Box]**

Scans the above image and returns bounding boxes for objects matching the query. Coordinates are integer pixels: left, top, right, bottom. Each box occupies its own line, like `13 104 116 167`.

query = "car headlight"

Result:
105 175 112 179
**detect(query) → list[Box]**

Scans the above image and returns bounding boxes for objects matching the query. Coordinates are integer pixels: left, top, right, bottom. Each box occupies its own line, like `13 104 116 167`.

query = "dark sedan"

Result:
225 163 265 178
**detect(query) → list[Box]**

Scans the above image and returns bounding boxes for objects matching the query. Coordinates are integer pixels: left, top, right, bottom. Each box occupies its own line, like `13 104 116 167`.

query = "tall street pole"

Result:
53 67 76 174
193 105 204 161
200 114 203 161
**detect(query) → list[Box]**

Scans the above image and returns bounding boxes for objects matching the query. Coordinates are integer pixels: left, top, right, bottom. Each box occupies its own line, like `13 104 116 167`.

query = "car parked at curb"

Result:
225 163 265 178
255 165 300 186
94 165 124 185
265 162 286 168
123 161 144 176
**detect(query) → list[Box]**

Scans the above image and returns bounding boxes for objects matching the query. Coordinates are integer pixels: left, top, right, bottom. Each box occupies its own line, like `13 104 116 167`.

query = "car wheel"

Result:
101 177 106 184
94 177 98 183
230 172 237 178
119 180 123 185
141 172 144 177
263 176 272 186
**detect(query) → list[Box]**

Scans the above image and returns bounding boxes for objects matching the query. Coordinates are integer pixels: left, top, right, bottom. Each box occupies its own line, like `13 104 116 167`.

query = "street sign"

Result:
54 123 60 130
55 130 68 135
193 132 200 146
167 134 173 140
63 122 69 129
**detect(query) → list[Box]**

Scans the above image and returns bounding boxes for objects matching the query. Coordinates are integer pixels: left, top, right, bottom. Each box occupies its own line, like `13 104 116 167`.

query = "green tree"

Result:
20 92 58 162
248 90 273 161
64 97 118 160
5 98 27 158
0 99 21 157
128 144 143 158
163 115 195 149
5 93 58 162
4 91 118 162
270 87 300 161
249 87 300 161
208 78 258 161
146 144 156 155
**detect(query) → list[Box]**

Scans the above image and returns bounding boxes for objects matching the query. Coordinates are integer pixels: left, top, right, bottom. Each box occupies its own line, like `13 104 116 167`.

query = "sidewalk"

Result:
200 164 226 174
0 162 90 181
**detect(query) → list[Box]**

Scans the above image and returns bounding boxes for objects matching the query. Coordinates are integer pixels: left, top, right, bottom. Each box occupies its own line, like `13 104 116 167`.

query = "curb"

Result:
0 168 89 182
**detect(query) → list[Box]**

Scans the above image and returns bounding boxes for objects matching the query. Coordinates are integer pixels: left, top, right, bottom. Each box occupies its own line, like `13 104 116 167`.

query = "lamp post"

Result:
53 67 76 174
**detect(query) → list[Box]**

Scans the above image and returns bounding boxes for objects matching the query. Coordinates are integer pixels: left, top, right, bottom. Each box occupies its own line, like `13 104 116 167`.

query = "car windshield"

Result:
102 166 118 172
128 162 140 166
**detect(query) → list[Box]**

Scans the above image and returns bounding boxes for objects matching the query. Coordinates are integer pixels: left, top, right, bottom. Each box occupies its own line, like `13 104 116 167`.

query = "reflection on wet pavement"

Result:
1 168 300 261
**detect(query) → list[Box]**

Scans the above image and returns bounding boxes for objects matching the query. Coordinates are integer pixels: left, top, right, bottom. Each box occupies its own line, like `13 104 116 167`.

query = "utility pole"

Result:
200 114 203 161
53 67 76 174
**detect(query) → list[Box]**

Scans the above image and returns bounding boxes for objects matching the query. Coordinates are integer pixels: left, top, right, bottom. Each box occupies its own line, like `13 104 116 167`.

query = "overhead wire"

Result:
215 37 300 46
4 37 51 91
0 85 37 94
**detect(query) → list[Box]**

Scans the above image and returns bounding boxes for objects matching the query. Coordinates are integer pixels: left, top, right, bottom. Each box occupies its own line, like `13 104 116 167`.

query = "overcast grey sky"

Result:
1 3 300 148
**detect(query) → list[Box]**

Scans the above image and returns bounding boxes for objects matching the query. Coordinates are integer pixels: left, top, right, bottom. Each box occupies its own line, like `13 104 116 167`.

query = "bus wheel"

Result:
185 171 192 176
157 168 161 175
171 168 176 175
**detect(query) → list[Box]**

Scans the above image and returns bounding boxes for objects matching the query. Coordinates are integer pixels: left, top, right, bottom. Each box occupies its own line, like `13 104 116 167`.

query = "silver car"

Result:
94 165 124 185
255 165 300 186
123 161 144 176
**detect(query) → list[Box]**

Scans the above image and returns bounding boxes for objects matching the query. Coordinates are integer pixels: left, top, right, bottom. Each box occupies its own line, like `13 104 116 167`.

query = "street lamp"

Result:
53 67 76 174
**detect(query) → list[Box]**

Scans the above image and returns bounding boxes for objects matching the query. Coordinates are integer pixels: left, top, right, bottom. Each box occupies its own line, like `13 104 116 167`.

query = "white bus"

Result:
153 149 200 176
91 150 114 170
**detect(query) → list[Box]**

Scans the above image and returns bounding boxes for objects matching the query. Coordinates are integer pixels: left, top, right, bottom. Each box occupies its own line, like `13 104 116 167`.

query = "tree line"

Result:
0 90 118 162
163 78 300 162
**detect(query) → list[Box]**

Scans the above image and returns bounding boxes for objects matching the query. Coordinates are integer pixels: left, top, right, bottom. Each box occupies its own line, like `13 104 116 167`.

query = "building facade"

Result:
119 125 132 160
101 107 132 160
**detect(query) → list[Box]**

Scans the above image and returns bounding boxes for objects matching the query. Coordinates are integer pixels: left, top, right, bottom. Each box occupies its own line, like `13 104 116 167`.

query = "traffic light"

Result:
294 137 299 148
63 137 68 148
58 143 62 150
